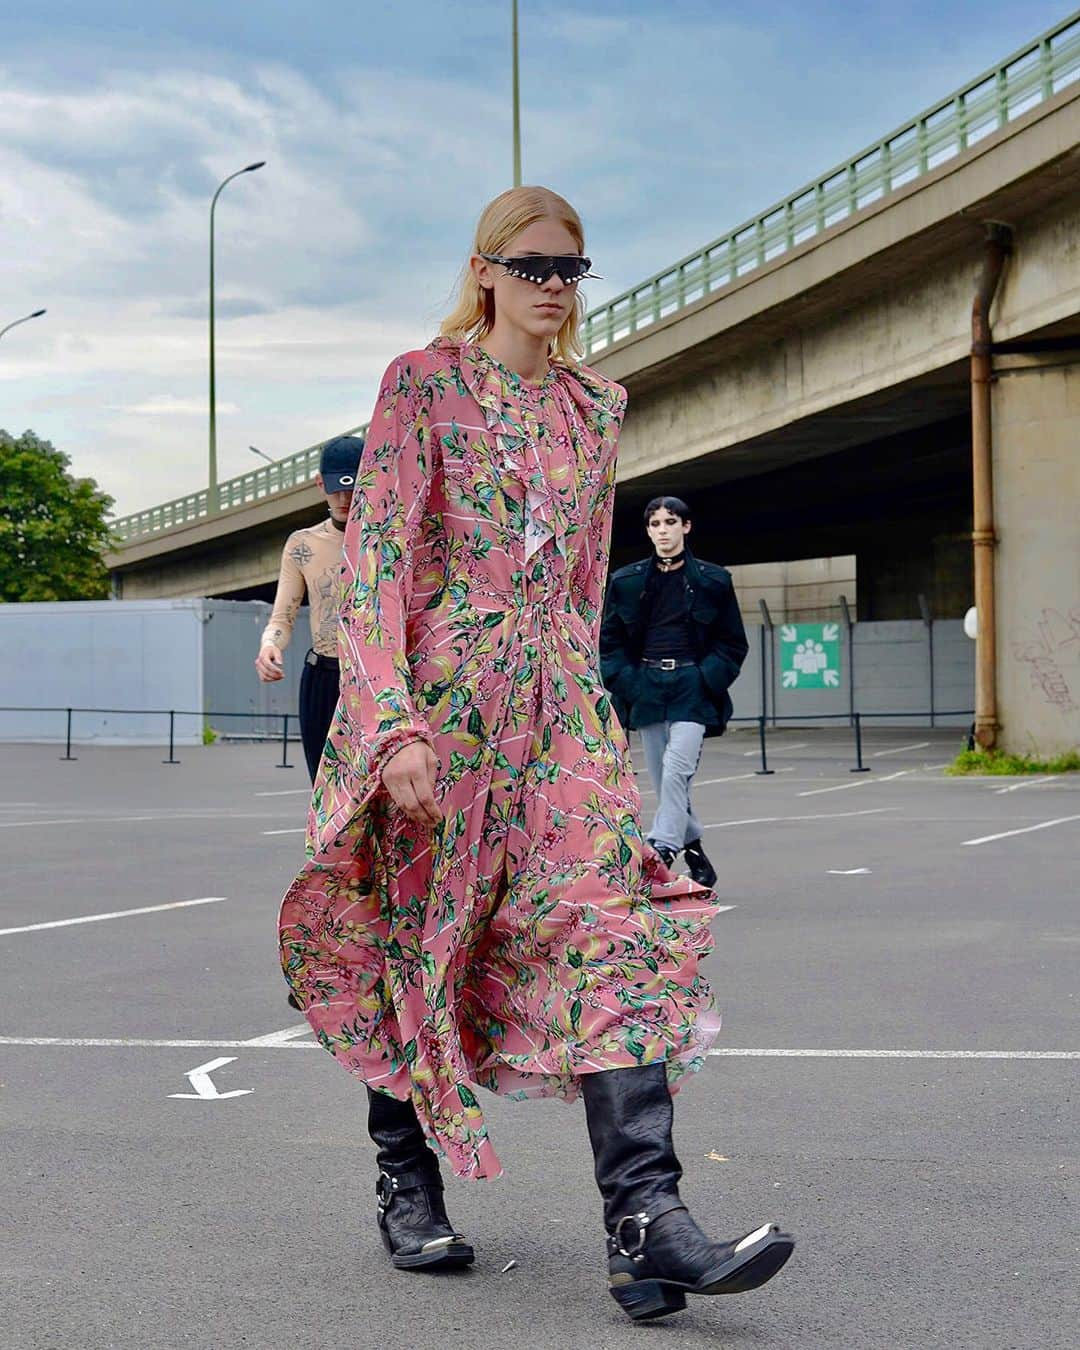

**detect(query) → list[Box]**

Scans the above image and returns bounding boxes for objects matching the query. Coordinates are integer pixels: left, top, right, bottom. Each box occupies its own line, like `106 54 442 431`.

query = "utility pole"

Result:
209 161 265 512
512 0 521 186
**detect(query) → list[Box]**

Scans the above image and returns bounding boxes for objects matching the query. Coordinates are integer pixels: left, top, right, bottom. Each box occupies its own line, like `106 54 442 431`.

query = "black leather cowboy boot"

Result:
367 1087 474 1271
581 1063 793 1321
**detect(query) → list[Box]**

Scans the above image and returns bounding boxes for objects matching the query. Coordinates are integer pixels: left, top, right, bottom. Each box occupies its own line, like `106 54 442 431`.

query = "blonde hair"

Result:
440 185 586 365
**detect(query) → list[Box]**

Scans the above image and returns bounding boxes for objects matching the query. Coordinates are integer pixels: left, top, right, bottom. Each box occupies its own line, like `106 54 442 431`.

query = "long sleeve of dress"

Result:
260 535 305 651
335 355 434 783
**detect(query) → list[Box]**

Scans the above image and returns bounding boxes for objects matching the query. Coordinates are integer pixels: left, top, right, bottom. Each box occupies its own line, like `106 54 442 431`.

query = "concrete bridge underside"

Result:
109 84 1080 752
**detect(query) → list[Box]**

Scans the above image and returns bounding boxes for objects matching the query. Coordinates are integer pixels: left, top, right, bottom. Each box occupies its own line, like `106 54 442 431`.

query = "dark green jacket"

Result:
599 549 748 734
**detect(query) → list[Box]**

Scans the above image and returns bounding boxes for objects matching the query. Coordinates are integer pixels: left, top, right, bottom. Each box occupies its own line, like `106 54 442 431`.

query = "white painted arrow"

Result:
782 670 798 688
824 669 840 687
823 623 839 641
168 1056 253 1101
780 625 797 642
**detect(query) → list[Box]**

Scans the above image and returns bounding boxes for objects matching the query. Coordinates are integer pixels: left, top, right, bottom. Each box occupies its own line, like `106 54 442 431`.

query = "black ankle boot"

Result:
367 1087 474 1271
683 838 717 889
581 1063 793 1321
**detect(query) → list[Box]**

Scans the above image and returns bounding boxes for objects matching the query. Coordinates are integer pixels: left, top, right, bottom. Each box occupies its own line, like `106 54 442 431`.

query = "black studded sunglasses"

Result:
479 253 601 286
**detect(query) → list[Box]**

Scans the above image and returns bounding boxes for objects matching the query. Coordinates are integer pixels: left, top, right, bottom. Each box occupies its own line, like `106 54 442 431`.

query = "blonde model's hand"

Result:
255 643 285 682
381 741 442 827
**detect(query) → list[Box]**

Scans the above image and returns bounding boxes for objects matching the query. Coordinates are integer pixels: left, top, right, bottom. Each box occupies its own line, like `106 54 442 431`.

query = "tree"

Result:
0 429 116 602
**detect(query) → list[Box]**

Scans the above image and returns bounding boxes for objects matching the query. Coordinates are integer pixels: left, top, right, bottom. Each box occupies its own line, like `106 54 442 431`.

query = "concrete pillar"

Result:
993 363 1080 755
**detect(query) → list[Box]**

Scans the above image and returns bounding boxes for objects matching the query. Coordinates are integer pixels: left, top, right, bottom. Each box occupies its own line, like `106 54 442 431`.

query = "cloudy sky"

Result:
0 0 1069 517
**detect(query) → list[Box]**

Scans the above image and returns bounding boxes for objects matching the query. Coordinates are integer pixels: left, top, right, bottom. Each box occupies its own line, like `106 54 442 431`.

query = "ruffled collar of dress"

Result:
427 336 619 432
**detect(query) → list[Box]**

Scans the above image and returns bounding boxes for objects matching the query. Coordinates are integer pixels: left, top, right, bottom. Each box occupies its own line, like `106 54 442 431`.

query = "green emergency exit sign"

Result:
779 623 841 689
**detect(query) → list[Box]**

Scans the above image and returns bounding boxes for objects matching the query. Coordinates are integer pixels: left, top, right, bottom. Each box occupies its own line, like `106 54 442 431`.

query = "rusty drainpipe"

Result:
970 222 1012 749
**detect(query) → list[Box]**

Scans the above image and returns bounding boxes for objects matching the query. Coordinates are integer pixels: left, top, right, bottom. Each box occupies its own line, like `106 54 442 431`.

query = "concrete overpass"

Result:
107 14 1080 754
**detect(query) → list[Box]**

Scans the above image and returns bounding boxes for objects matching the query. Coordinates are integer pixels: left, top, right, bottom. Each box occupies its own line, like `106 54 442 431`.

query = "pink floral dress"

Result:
278 339 722 1179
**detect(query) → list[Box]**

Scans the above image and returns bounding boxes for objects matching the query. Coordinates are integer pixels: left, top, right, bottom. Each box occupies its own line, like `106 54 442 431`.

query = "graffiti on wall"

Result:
1010 607 1080 715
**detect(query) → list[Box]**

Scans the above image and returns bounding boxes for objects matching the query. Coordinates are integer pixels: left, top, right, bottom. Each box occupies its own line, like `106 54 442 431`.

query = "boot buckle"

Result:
614 1211 651 1262
376 1170 398 1212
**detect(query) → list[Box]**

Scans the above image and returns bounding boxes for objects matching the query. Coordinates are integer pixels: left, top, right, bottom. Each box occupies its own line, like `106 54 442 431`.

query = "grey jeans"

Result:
639 720 707 853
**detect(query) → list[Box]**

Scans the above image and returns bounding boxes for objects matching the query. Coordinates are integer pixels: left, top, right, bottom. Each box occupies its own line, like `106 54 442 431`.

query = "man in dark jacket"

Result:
600 496 748 887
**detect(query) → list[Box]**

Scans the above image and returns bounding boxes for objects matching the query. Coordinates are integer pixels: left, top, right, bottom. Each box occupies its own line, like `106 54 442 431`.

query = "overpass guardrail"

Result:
110 11 1080 545
581 11 1080 355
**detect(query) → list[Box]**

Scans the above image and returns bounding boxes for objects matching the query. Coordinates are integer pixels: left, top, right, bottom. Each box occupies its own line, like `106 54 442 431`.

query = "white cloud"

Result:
2 1 1064 519
115 396 239 416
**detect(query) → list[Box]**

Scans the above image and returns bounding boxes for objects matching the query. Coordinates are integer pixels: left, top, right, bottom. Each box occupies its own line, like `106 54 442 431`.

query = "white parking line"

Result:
255 789 312 798
0 1037 1074 1060
798 770 912 798
0 811 293 829
708 1048 1079 1060
0 1036 290 1049
871 742 931 757
242 1024 315 1047
961 815 1080 847
701 807 897 831
0 896 226 937
993 776 1060 794
694 769 796 786
743 743 807 756
263 827 306 836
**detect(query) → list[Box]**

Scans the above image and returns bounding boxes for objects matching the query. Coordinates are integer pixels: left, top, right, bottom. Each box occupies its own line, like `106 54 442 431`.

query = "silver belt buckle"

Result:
661 658 677 671
305 650 319 666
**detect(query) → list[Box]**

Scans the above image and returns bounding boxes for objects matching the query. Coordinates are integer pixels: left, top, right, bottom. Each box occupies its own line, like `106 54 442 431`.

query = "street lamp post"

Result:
209 161 265 512
249 445 275 465
512 0 521 186
0 308 46 341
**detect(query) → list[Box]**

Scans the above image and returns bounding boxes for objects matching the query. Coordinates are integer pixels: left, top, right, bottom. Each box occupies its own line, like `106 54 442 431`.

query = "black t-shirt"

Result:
641 568 696 661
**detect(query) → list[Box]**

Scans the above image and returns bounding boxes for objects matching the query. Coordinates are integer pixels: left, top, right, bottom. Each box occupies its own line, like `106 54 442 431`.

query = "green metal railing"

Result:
581 9 1080 354
113 425 365 540
112 10 1080 544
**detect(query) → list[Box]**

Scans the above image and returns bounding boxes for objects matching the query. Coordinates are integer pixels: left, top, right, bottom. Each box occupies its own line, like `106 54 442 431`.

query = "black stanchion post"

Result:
850 711 870 773
758 599 775 727
163 710 179 765
278 712 293 769
839 593 855 728
755 714 774 775
918 593 935 728
60 707 77 761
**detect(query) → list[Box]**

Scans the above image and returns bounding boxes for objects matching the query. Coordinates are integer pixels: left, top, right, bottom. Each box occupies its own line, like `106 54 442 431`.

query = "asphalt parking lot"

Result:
2 729 1077 1350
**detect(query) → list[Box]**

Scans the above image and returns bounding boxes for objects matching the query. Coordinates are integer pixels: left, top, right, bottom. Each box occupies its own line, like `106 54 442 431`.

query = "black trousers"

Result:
298 654 340 784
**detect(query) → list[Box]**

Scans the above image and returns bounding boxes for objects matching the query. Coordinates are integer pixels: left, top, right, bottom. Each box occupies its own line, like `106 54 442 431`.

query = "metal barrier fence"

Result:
0 706 296 769
109 12 1080 546
3 703 973 774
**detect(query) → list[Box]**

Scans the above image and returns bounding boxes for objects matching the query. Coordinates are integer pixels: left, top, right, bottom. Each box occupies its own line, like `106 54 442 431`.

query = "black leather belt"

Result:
305 650 339 670
641 658 697 670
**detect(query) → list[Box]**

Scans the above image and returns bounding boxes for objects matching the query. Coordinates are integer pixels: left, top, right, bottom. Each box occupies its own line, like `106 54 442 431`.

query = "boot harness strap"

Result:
376 1168 443 1210
608 1195 687 1261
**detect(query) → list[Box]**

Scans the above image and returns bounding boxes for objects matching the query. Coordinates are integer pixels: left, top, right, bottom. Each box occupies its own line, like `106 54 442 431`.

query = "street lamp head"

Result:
31 309 46 318
244 161 266 173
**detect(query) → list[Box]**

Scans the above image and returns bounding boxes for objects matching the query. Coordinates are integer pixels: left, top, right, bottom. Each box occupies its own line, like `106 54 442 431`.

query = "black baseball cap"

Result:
319 434 364 492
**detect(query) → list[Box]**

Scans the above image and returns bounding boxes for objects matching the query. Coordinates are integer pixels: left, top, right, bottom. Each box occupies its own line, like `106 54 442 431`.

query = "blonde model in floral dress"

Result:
279 187 793 1320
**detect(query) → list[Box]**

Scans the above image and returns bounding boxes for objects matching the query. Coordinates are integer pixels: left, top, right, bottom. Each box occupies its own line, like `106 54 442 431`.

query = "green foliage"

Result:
0 429 116 601
202 724 218 746
947 747 1080 775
